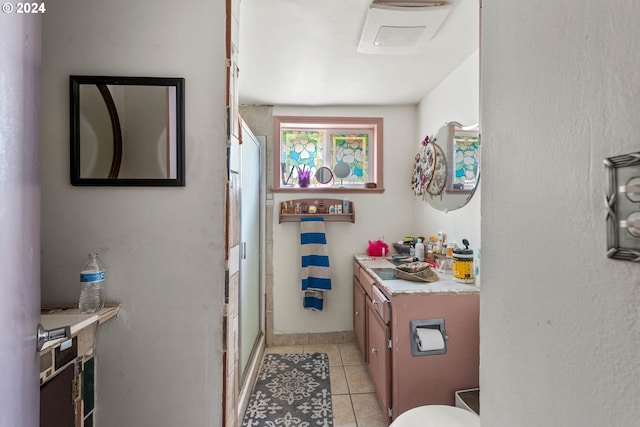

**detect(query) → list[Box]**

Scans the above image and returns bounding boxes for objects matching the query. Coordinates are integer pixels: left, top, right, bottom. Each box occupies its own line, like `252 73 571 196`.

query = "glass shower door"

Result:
239 127 263 380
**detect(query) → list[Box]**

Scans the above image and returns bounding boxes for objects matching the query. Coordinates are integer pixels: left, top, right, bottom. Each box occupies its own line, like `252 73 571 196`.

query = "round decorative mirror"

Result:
419 122 480 212
333 162 350 187
315 166 334 184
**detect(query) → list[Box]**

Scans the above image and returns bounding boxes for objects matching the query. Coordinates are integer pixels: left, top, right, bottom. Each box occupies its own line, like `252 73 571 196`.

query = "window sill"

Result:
271 186 385 194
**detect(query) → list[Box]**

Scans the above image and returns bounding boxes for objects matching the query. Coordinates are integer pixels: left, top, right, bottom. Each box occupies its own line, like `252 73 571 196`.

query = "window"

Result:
273 116 384 192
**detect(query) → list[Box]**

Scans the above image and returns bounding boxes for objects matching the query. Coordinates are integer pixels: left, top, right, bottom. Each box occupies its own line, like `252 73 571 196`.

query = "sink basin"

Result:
371 267 399 280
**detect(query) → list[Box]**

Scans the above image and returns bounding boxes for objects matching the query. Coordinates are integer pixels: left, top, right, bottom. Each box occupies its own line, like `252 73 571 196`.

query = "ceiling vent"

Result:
357 1 452 54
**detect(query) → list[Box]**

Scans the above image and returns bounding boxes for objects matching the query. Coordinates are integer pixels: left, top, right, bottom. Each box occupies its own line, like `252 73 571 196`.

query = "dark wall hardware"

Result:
604 151 640 261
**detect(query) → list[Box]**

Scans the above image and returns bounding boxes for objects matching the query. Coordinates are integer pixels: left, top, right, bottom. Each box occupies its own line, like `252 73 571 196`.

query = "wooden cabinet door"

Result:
353 276 367 363
367 298 391 421
40 364 75 427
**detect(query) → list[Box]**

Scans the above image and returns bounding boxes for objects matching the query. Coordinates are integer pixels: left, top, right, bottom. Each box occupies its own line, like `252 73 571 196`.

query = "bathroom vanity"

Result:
353 256 479 423
39 305 120 427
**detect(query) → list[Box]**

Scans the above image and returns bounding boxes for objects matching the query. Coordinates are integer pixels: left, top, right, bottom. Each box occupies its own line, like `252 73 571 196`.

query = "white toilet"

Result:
389 405 480 427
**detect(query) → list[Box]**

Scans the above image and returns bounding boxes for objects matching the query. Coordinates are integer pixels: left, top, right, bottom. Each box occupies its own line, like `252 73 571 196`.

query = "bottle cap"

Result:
454 238 473 255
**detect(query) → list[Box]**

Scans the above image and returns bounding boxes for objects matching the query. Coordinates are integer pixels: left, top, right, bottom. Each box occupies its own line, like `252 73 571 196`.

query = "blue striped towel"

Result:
300 217 331 311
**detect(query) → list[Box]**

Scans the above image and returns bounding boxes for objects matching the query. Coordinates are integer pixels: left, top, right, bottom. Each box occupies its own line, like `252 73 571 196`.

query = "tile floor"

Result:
264 342 389 427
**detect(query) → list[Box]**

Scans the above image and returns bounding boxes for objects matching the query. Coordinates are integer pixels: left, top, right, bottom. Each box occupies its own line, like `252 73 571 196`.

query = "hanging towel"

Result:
300 217 331 310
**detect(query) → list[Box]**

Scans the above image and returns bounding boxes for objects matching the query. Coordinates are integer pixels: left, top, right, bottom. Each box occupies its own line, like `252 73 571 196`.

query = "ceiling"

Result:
237 0 479 107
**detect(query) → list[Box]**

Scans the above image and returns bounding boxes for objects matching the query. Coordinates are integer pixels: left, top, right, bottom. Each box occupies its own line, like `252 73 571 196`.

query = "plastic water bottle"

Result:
79 253 105 313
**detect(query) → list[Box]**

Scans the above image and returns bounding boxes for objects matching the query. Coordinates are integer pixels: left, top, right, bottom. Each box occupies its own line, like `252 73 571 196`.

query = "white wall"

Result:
415 50 480 255
481 1 640 426
271 105 416 334
40 1 226 426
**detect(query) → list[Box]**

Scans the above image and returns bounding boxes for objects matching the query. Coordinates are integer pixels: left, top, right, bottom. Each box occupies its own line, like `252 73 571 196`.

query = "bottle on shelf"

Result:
435 231 445 254
79 253 106 314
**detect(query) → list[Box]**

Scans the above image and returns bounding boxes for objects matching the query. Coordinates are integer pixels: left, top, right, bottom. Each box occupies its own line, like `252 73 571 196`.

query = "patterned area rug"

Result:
241 353 333 426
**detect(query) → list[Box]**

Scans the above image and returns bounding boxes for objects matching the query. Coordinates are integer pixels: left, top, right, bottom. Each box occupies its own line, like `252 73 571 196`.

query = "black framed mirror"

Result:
70 75 185 186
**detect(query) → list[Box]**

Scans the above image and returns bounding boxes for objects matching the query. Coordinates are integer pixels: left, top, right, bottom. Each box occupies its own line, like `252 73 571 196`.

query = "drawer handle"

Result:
371 347 377 353
355 311 360 316
372 300 378 305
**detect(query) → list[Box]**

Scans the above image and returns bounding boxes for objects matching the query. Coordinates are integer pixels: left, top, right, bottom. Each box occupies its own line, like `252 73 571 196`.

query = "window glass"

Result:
274 116 383 192
281 130 324 186
331 133 368 184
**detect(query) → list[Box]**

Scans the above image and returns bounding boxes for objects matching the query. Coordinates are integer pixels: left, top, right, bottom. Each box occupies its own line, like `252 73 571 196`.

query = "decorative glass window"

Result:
273 116 383 192
443 122 480 194
281 130 325 181
452 134 480 190
331 134 368 184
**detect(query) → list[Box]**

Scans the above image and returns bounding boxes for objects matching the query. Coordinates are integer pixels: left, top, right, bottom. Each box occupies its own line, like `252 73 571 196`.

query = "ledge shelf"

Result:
279 198 355 223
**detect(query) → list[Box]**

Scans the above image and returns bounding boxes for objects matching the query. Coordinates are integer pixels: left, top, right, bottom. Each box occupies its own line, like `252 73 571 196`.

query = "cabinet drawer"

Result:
370 285 390 325
358 268 375 297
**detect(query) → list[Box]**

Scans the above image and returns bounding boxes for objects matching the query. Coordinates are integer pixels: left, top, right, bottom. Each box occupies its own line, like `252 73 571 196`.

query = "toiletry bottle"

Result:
342 198 350 214
435 232 444 254
415 239 425 262
79 253 106 314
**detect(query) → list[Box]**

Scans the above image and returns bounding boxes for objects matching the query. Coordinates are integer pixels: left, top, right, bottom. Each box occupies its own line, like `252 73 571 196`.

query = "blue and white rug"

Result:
241 353 333 427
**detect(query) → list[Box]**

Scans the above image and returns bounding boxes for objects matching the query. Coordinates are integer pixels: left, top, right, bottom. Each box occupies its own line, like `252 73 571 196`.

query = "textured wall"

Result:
481 1 640 425
40 1 226 425
270 105 417 335
416 50 481 259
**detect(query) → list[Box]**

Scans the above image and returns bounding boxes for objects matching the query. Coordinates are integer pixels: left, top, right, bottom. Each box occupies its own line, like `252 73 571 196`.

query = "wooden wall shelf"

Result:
279 198 355 223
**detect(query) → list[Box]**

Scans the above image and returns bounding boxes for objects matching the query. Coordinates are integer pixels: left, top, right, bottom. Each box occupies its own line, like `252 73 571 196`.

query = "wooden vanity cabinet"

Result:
39 306 119 427
40 363 76 427
353 261 392 421
353 275 368 364
353 259 479 423
366 286 391 419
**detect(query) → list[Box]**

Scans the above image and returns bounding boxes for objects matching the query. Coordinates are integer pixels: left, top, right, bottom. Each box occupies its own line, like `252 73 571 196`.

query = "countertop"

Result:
355 255 479 295
40 304 120 351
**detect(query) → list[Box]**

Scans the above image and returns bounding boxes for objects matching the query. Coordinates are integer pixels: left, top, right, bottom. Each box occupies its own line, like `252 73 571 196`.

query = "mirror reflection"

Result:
70 76 185 186
315 166 334 185
414 121 480 212
445 122 480 194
